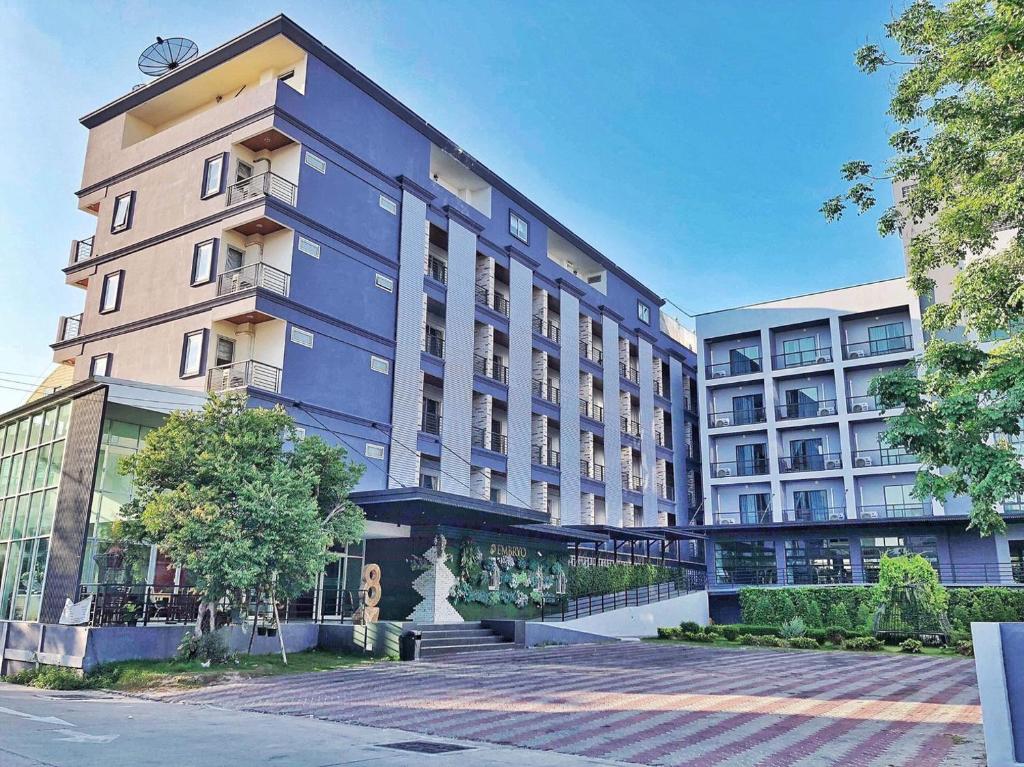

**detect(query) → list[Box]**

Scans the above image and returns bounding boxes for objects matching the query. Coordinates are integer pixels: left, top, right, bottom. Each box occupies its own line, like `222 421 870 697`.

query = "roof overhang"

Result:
349 487 548 530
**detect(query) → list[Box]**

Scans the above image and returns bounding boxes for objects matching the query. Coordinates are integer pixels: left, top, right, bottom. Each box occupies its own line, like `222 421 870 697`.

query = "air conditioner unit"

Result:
815 355 829 364
818 407 835 417
855 456 873 468
849 350 866 359
825 459 841 470
861 510 879 519
713 370 728 379
717 468 732 478
720 518 737 525
714 417 732 427
851 403 868 413
828 511 846 521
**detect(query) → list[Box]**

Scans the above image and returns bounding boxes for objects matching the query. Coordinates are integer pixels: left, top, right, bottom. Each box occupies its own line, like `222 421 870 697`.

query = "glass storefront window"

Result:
785 538 851 584
860 535 939 582
714 540 777 585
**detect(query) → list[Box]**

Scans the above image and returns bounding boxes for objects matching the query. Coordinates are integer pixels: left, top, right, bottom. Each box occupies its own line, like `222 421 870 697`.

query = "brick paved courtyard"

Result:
153 643 985 767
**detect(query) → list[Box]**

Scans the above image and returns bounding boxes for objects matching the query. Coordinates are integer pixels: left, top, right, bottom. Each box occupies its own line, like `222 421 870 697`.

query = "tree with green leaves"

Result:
119 394 365 653
822 0 1024 535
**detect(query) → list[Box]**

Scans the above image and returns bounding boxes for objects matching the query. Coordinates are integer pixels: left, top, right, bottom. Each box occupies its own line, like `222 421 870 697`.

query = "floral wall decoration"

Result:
445 537 568 611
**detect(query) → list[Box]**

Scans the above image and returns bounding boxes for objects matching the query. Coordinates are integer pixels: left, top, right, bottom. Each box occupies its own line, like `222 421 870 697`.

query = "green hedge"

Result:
567 564 676 598
947 588 1024 630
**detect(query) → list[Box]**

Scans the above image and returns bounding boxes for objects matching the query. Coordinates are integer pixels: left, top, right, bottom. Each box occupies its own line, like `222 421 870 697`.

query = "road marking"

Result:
0 706 75 727
52 730 119 744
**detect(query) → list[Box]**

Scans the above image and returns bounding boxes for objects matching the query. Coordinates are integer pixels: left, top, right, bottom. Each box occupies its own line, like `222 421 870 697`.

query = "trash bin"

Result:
399 630 421 661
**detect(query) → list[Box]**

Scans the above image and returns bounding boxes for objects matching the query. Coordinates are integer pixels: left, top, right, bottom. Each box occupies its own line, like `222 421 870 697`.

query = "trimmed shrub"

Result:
680 631 716 643
679 621 702 634
177 630 233 664
803 629 828 645
788 637 820 650
780 617 807 638
843 637 883 651
568 564 678 598
738 634 788 648
657 627 678 639
899 638 923 654
721 626 740 641
956 640 974 657
824 602 853 630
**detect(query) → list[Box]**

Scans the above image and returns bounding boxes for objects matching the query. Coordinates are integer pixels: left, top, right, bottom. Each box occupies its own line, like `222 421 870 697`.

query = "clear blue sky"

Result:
0 1 905 411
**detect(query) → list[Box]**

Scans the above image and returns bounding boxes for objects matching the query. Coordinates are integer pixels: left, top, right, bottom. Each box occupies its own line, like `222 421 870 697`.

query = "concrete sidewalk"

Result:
0 682 629 767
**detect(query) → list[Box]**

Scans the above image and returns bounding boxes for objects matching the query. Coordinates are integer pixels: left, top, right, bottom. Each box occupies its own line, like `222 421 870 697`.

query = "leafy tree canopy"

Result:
119 394 365 621
823 0 1024 535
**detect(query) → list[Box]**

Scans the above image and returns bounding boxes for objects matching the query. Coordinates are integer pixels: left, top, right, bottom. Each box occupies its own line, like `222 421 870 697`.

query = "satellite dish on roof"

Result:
138 36 199 77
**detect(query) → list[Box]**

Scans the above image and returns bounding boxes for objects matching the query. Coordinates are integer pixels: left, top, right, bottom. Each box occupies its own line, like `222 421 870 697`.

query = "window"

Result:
304 152 327 174
714 540 777 585
191 240 217 286
729 345 761 375
1010 540 1024 584
378 194 398 215
882 484 923 516
297 236 320 259
781 336 817 367
731 393 763 425
223 246 244 272
99 271 123 314
789 438 824 471
637 301 651 325
180 330 206 378
213 337 235 368
110 192 135 233
370 356 390 375
420 473 439 490
277 70 295 83
792 490 833 522
738 493 771 524
785 538 851 585
735 443 767 476
201 154 226 199
364 443 385 460
290 327 314 348
509 211 529 243
783 386 819 419
868 322 908 354
860 535 938 582
90 354 112 377
375 273 394 292
235 160 254 183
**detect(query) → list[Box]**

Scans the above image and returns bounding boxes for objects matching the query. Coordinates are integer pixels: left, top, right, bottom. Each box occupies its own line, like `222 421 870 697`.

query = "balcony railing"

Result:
706 358 762 379
580 398 604 420
659 485 676 501
472 427 507 454
619 362 640 384
533 445 560 468
774 399 838 420
847 394 882 414
226 171 297 206
711 458 769 478
217 263 290 298
842 335 913 360
653 378 669 398
708 407 766 428
426 255 448 284
206 360 282 394
580 460 605 481
782 506 848 523
580 341 604 364
620 416 642 438
421 412 442 436
57 314 82 342
475 285 510 317
532 378 560 404
714 509 773 526
70 236 94 265
708 562 1024 590
473 354 508 384
423 333 445 358
621 472 644 492
683 397 698 416
533 315 560 343
857 502 933 520
771 347 833 370
852 447 919 468
779 453 843 472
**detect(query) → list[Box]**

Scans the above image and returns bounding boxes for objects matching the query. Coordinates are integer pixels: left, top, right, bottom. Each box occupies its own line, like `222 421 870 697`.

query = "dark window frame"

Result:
508 210 529 245
89 353 112 377
99 270 124 314
110 191 136 234
201 153 228 199
190 238 219 286
179 329 209 379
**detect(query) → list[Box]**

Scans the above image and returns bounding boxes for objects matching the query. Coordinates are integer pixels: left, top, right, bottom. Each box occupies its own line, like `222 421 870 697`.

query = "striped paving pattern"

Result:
151 643 984 766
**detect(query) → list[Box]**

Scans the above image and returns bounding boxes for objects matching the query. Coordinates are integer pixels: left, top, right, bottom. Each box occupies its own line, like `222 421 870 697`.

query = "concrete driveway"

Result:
152 642 985 767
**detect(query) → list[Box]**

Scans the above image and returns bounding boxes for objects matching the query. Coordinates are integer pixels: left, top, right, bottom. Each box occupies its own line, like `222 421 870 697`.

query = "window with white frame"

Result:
90 353 112 377
202 154 225 198
374 273 394 292
290 327 314 348
297 236 321 259
509 211 529 243
304 152 327 173
180 330 206 378
370 355 390 374
191 240 216 286
378 194 398 215
111 191 135 233
99 271 123 314
637 301 651 325
364 443 385 460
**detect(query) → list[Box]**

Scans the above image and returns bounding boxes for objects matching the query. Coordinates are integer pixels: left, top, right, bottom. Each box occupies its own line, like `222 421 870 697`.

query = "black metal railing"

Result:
857 502 933 519
533 378 560 404
847 394 883 413
533 315 560 343
79 583 203 627
540 569 707 622
621 471 644 492
423 333 445 358
206 359 282 394
226 171 297 206
475 285 510 317
580 460 605 481
707 563 1024 590
843 335 913 360
771 347 833 369
57 314 82 342
71 236 94 264
711 458 770 478
421 412 442 435
781 506 848 523
426 254 448 284
472 427 507 454
580 341 604 364
620 416 642 438
779 453 843 472
533 445 560 468
708 407 766 428
217 262 290 297
580 398 604 420
620 361 640 384
706 358 762 379
852 448 919 468
775 399 838 420
474 354 508 384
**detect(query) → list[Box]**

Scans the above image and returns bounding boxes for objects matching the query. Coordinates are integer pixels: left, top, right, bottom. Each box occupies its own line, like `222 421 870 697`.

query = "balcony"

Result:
421 412 442 436
69 236 94 265
474 354 508 385
659 485 676 501
711 458 769 478
620 416 641 439
683 397 698 416
781 506 848 523
842 335 913 360
580 341 603 365
580 399 604 420
619 362 640 385
707 407 766 429
779 453 843 473
56 314 82 342
852 447 919 468
206 360 281 394
774 399 837 421
856 502 933 520
533 379 560 405
580 460 605 481
217 263 290 298
533 445 560 468
475 286 510 317
847 394 882 414
423 333 445 359
472 427 507 454
621 471 644 492
533 315 560 343
426 255 448 285
706 358 762 380
225 172 297 207
714 509 772 526
653 379 668 398
771 347 833 370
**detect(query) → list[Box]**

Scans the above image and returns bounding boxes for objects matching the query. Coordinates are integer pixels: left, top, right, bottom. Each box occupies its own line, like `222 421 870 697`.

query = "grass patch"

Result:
3 649 375 692
644 636 964 657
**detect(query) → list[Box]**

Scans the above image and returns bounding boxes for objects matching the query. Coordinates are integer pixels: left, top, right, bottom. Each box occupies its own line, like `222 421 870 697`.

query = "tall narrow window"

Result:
110 191 135 233
89 353 112 377
180 330 206 378
509 211 529 243
99 271 123 314
637 301 651 325
191 240 217 286
201 154 226 199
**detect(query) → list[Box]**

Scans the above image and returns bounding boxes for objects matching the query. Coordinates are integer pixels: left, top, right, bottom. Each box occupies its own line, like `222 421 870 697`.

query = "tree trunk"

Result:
272 593 287 665
193 600 214 637
247 594 261 654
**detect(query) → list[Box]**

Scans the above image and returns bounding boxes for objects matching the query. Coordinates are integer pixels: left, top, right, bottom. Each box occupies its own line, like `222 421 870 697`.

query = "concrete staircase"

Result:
414 622 516 658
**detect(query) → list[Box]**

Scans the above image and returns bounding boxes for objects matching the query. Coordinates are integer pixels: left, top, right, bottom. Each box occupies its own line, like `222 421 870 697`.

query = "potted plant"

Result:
256 622 267 636
122 601 139 627
266 621 278 638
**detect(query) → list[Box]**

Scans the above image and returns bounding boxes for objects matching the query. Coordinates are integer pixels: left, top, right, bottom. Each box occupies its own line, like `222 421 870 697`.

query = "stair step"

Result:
418 629 496 640
413 622 483 630
420 642 517 657
420 635 506 647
